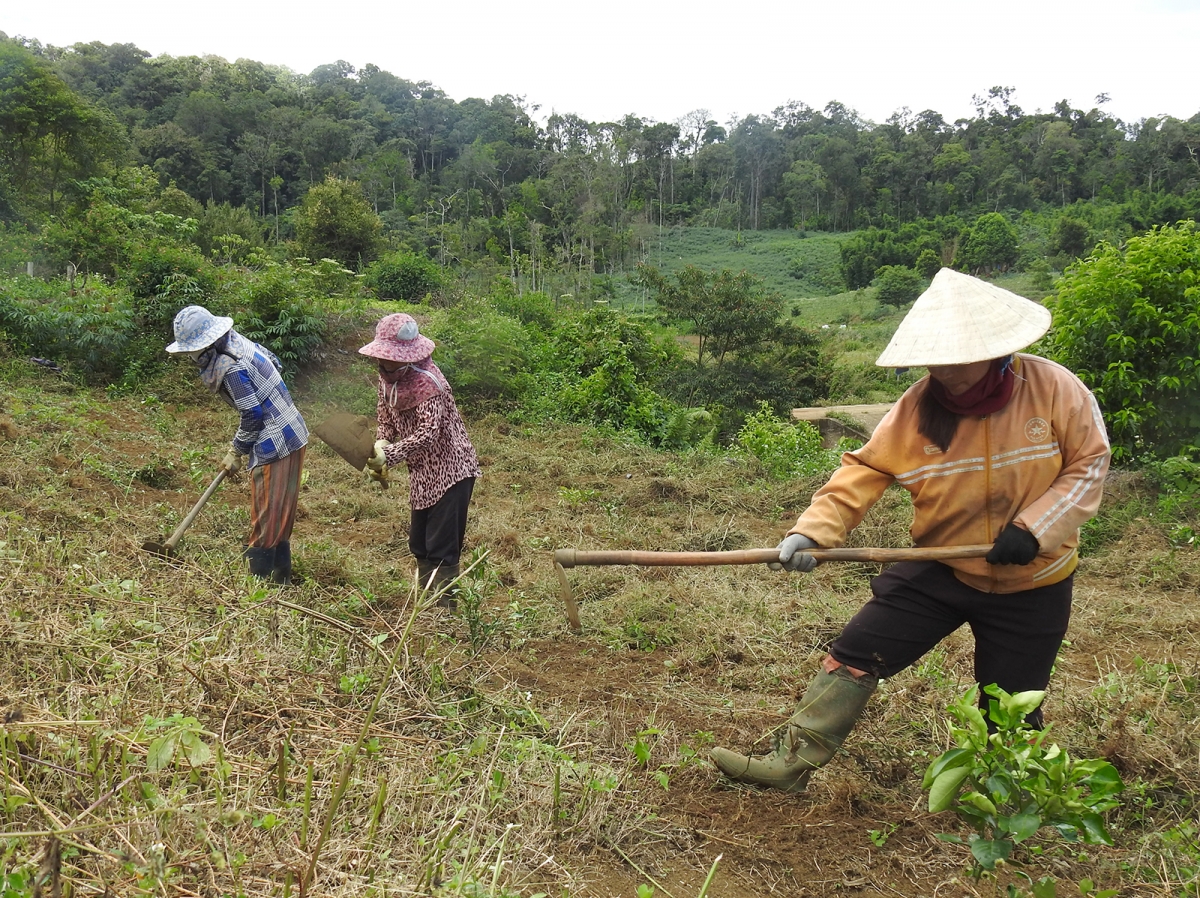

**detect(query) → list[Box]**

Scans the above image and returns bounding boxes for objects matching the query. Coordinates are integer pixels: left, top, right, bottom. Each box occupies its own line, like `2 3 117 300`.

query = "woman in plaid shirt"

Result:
166 305 309 584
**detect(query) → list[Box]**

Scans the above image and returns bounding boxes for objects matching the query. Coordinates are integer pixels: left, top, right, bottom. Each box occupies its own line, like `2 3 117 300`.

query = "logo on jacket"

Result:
1025 417 1050 443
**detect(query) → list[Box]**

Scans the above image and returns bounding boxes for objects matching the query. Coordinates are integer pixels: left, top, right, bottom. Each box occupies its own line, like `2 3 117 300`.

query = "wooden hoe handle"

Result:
553 544 993 568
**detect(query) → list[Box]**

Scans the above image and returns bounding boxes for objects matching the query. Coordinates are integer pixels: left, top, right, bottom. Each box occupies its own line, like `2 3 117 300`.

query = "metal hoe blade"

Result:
314 412 388 488
142 470 227 559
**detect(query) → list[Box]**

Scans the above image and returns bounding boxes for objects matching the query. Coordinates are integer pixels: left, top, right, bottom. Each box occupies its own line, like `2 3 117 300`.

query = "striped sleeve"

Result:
1015 388 1110 550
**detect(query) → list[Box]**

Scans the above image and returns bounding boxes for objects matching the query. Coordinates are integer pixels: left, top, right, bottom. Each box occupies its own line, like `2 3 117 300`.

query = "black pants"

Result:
830 561 1073 728
408 477 474 568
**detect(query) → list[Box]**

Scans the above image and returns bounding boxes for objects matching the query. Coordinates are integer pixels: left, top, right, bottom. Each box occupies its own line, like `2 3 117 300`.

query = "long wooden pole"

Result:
553 544 994 634
554 544 992 569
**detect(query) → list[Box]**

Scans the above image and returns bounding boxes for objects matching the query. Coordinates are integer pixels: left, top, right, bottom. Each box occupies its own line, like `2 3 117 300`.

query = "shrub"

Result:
421 299 530 403
873 265 924 307
1043 220 1200 460
364 251 443 303
915 248 942 279
292 176 382 267
234 260 327 375
522 307 696 447
925 684 1124 883
734 401 839 480
0 278 133 376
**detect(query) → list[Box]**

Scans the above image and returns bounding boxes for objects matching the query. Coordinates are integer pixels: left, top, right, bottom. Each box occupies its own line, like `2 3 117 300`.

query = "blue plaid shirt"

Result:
221 344 309 469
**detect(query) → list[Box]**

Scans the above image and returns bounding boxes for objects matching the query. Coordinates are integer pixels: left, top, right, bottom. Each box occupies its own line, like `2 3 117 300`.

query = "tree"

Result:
0 40 123 217
292 176 382 266
1044 221 1200 460
633 263 784 366
874 265 924 307
1050 215 1092 259
958 212 1018 273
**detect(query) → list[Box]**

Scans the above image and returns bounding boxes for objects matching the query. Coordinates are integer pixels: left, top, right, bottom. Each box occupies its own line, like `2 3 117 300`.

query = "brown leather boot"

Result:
711 666 877 792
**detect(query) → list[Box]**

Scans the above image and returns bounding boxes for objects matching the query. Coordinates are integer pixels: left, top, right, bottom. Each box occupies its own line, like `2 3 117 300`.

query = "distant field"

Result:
609 226 850 309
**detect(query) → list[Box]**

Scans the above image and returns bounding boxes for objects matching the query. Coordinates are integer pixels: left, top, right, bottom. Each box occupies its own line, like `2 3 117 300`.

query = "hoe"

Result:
142 470 227 558
552 543 992 633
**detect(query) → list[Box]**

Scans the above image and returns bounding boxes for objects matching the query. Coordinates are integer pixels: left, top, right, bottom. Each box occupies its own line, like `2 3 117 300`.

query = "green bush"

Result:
925 684 1123 882
915 248 942 278
422 299 531 403
292 176 382 268
487 282 557 331
520 307 697 447
1044 220 1200 460
0 277 133 375
0 223 35 277
873 265 924 307
1144 454 1200 547
957 212 1019 274
364 251 443 303
734 401 839 480
234 260 328 375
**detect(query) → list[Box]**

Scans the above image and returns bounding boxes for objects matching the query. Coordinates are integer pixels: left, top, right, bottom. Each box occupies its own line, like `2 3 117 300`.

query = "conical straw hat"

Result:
875 268 1052 367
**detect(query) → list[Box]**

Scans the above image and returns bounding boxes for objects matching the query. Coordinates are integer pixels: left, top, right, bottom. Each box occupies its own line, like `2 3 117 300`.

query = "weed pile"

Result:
2 349 1199 897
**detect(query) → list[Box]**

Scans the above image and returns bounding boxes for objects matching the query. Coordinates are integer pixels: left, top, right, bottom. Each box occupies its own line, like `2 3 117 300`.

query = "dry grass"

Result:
1 351 1199 898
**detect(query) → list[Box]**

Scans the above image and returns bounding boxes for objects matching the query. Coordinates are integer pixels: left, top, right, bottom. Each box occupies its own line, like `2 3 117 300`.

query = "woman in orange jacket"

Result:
712 269 1111 793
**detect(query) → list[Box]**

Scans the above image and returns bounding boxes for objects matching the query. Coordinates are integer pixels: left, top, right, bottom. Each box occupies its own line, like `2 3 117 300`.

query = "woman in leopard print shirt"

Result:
360 313 481 609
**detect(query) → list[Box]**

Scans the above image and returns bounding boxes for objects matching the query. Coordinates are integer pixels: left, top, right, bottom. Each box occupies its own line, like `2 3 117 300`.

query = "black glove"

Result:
986 523 1040 565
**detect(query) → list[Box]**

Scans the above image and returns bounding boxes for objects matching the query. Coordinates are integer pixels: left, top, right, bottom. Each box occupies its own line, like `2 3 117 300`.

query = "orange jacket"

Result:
792 354 1110 593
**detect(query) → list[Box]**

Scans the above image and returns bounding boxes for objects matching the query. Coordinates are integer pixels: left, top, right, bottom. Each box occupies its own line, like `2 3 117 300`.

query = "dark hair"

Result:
917 381 962 452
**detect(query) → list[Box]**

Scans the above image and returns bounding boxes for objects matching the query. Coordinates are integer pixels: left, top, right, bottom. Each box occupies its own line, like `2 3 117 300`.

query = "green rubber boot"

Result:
711 666 878 793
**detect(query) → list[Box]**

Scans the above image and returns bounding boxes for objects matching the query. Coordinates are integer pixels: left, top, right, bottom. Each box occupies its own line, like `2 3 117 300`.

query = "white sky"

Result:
5 0 1200 128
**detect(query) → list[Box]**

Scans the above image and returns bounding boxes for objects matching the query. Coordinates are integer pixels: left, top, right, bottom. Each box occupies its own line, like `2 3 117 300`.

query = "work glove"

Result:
220 451 246 476
363 439 390 487
769 533 820 572
986 523 1040 565
364 439 389 473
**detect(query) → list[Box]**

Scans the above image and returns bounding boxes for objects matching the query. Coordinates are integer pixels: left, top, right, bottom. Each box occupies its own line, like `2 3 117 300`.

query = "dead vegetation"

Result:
1 351 1198 898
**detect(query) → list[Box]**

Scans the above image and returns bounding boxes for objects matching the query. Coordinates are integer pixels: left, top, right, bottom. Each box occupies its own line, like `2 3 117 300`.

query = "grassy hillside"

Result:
1 318 1198 897
610 226 849 310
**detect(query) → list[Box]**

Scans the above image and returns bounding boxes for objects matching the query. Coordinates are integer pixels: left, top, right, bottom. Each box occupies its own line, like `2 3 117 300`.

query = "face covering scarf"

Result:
928 356 1016 416
379 358 446 411
196 330 257 393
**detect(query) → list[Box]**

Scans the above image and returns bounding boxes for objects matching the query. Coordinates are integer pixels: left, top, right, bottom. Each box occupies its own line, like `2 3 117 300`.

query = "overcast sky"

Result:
5 0 1200 129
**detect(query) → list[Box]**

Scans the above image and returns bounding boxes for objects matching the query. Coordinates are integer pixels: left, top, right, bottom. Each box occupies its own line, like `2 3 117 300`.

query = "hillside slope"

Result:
1 342 1197 897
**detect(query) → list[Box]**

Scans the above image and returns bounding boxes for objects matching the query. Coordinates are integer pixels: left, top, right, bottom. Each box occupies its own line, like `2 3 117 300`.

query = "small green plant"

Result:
339 672 371 694
735 401 839 480
924 684 1124 883
868 822 899 848
142 713 213 771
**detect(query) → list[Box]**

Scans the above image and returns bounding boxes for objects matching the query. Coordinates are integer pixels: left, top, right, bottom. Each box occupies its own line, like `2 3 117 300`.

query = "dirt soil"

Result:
2 352 1197 898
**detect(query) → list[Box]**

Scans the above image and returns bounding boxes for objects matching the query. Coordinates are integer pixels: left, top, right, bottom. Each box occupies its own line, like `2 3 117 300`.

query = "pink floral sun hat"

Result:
358 313 436 363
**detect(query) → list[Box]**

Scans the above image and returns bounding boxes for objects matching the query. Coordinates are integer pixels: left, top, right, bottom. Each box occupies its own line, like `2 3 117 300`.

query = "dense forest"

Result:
3 33 1200 290
2 31 1199 459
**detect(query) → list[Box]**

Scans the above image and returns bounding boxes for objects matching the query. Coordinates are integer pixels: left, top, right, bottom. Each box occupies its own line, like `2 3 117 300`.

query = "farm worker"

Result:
712 268 1111 793
166 305 309 584
359 313 481 610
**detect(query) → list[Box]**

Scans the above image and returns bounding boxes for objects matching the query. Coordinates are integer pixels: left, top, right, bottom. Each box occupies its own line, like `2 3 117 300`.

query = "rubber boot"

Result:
245 546 275 580
430 562 460 612
415 559 437 593
711 666 878 793
271 541 292 585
